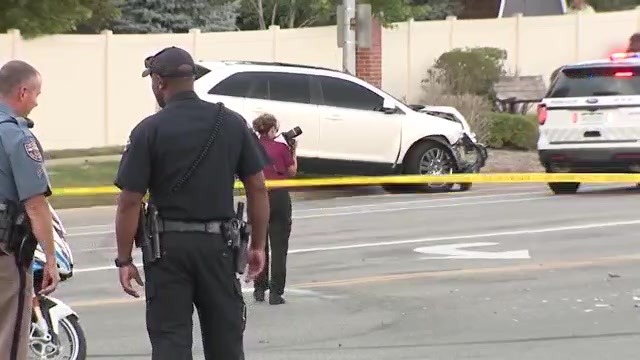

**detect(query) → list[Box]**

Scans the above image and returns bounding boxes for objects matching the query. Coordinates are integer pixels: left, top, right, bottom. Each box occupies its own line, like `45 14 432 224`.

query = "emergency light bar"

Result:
610 52 640 61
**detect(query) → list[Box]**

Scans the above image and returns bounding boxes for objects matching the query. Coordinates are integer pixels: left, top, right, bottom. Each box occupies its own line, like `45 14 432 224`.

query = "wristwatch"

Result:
114 256 133 268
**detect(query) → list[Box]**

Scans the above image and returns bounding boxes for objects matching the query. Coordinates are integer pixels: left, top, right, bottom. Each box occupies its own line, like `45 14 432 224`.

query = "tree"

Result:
589 0 640 11
363 0 427 24
237 0 335 30
0 0 96 38
236 0 461 31
410 0 464 20
74 0 124 34
111 0 241 34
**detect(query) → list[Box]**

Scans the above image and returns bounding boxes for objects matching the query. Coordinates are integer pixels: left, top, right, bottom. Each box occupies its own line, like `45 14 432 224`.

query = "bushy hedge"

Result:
421 46 541 151
426 46 507 99
483 112 539 151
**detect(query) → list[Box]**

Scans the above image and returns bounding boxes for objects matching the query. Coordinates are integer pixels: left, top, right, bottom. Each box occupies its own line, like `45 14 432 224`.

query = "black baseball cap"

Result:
141 46 196 78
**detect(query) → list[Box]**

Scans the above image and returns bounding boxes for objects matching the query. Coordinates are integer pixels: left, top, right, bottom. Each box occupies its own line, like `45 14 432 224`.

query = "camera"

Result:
281 126 302 147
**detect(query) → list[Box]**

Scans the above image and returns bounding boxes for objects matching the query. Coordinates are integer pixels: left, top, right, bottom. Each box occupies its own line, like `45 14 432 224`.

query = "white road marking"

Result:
63 191 544 232
65 191 551 238
294 195 549 219
73 218 640 274
240 287 343 299
60 183 627 235
74 246 116 253
414 242 531 260
291 190 545 213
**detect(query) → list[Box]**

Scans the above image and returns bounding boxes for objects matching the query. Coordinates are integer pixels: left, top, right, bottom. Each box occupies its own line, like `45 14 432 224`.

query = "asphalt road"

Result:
52 183 640 360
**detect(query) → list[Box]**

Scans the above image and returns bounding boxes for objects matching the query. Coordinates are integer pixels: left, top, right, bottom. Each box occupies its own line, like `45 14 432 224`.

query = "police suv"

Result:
538 52 640 194
192 60 488 193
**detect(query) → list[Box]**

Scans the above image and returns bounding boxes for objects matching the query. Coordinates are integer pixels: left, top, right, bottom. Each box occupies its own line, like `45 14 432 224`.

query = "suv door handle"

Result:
326 115 342 121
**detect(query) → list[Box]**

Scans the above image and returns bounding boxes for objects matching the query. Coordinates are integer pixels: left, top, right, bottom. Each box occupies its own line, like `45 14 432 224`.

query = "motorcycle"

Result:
28 204 87 360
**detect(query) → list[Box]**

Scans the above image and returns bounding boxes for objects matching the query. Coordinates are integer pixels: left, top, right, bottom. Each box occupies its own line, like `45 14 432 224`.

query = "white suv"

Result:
538 52 640 194
193 61 488 192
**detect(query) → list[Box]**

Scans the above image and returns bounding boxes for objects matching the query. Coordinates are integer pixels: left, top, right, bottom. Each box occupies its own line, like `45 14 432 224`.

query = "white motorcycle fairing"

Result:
39 295 78 335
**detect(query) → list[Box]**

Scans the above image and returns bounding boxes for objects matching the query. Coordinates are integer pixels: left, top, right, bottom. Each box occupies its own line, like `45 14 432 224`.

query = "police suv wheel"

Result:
547 182 580 195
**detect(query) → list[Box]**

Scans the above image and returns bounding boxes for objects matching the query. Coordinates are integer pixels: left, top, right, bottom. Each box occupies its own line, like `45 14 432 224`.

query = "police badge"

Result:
24 138 43 162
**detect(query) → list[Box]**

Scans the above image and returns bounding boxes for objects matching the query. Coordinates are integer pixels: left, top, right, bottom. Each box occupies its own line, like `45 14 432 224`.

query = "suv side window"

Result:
319 76 383 111
263 72 311 104
209 71 311 104
208 72 254 97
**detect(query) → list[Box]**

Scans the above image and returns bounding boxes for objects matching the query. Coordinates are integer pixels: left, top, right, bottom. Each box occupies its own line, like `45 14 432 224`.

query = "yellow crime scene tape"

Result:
51 172 640 196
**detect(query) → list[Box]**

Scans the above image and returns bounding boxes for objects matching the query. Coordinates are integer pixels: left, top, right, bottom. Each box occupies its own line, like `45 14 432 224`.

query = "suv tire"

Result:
547 182 580 194
383 140 457 193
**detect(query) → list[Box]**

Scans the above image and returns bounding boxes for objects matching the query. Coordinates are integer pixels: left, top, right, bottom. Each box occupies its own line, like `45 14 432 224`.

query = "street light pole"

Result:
342 0 356 74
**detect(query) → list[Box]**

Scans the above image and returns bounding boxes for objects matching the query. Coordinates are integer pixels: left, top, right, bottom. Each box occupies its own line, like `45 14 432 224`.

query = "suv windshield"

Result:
547 66 640 98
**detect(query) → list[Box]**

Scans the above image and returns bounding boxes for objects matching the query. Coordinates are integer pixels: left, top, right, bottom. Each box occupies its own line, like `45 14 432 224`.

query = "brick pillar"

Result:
356 16 382 89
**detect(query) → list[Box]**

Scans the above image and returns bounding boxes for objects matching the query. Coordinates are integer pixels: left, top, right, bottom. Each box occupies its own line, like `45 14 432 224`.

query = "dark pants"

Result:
254 188 292 296
144 232 246 360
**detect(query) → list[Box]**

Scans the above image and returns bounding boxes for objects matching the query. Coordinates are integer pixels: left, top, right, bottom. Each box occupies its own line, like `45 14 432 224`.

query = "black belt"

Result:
158 220 223 234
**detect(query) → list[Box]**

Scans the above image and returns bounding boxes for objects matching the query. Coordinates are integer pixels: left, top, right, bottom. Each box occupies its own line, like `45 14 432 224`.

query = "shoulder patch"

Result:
24 138 43 162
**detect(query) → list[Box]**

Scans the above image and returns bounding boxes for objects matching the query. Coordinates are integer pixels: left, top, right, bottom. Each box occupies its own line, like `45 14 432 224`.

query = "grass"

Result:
48 161 120 188
45 160 345 209
44 146 123 160
47 161 119 209
49 194 117 209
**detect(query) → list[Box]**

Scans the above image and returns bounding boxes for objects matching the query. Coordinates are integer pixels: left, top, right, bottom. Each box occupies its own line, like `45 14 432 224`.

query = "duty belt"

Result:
157 220 223 234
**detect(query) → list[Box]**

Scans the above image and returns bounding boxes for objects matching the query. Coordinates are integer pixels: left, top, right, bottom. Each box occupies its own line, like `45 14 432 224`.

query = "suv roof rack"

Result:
566 61 640 70
219 60 343 73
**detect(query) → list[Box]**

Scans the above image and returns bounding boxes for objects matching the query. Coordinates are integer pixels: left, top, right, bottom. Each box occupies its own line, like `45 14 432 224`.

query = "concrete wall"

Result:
0 8 638 150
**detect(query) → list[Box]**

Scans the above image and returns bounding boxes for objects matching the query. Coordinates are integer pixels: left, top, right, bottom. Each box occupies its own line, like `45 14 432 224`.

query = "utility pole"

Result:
337 2 371 75
341 0 356 74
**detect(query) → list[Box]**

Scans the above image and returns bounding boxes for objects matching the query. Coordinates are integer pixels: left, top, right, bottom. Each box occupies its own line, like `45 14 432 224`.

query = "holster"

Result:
134 202 162 267
221 202 251 274
236 222 251 274
1 201 37 267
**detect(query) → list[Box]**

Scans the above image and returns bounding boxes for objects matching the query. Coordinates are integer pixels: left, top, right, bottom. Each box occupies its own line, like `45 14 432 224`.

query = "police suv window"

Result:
319 76 383 111
547 66 640 98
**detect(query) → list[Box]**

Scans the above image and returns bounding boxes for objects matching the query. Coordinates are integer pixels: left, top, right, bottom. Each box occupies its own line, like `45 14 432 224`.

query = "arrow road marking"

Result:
414 242 531 260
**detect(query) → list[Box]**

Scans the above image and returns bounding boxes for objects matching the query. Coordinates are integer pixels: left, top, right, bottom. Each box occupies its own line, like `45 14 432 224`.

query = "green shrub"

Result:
484 112 539 151
425 46 508 99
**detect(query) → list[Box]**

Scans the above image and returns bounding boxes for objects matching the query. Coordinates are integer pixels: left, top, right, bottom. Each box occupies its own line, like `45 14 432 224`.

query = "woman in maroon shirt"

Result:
251 113 297 305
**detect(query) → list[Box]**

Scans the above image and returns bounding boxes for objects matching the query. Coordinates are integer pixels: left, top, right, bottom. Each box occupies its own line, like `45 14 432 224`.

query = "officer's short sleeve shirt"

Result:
114 120 152 194
112 92 269 220
0 116 51 202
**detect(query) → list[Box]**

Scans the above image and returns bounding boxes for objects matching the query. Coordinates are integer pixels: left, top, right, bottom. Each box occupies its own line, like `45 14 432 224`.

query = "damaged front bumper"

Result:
453 134 489 174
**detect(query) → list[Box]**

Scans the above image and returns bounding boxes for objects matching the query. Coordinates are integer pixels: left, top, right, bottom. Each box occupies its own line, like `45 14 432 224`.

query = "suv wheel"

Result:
545 167 580 194
384 140 456 193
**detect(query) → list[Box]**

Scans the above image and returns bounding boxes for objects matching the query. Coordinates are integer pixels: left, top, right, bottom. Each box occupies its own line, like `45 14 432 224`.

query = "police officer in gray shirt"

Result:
0 60 59 360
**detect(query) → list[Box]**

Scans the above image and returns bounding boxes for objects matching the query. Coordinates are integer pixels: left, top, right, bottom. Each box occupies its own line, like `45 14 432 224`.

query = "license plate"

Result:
579 112 606 125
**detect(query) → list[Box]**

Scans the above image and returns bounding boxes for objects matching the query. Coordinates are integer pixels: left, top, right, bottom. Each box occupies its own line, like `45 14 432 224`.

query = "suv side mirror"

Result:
381 98 397 114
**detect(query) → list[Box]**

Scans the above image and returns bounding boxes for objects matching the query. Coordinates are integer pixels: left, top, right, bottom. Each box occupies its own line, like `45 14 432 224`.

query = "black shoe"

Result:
269 295 286 305
253 290 265 302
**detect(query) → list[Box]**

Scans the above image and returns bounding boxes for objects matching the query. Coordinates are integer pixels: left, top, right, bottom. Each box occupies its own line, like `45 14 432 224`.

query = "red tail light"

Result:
537 104 547 125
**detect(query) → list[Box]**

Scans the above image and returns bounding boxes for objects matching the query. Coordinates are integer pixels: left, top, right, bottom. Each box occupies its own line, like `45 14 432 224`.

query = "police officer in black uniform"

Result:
112 46 270 360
